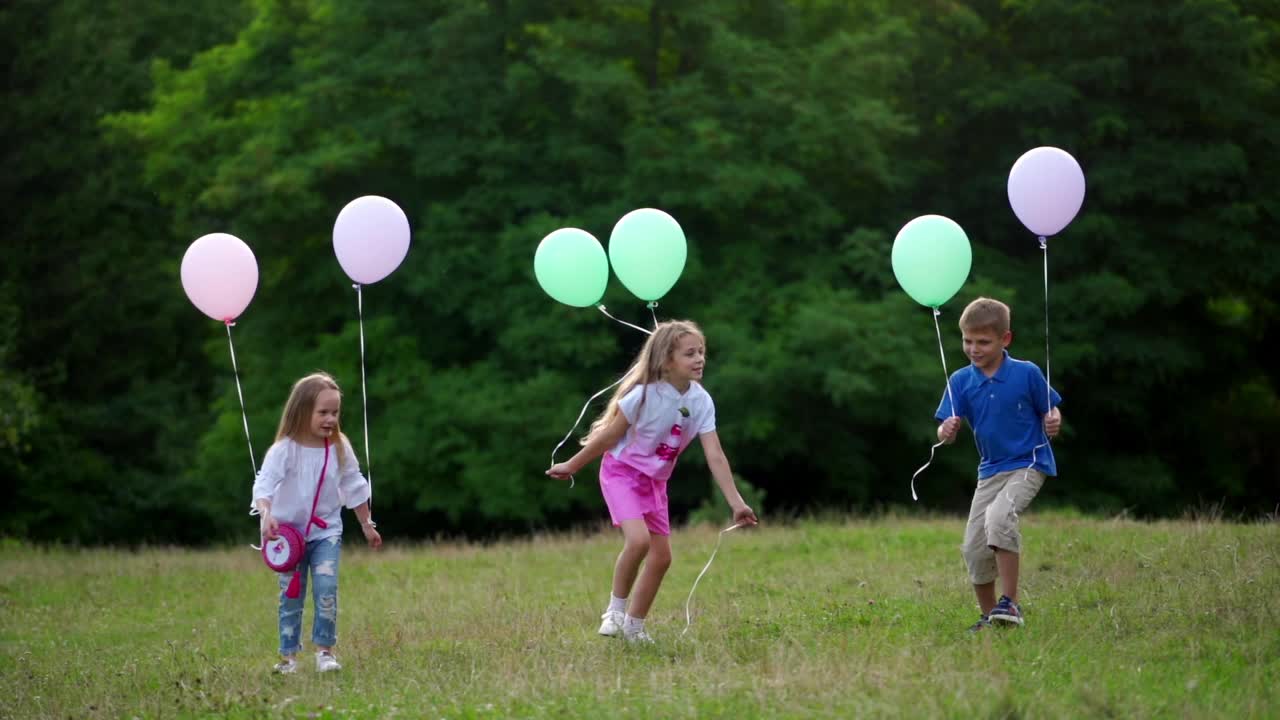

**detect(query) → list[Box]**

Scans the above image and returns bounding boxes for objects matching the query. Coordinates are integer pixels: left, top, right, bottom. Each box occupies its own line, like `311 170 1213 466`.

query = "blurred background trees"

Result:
3 0 1276 543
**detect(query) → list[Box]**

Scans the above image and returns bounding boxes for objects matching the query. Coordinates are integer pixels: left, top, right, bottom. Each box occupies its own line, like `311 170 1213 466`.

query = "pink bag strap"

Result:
301 438 330 540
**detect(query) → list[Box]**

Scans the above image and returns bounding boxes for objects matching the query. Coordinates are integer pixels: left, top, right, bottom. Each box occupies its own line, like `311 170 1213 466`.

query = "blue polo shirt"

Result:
935 351 1062 479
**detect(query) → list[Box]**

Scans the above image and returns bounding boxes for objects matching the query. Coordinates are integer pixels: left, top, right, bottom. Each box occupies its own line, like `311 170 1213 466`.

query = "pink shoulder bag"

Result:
260 438 330 599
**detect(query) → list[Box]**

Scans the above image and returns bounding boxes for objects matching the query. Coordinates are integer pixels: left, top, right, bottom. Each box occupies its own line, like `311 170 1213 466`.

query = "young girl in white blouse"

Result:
251 372 382 674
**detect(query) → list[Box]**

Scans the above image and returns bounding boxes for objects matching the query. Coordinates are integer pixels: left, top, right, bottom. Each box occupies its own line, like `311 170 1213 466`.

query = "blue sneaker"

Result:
967 614 992 634
989 595 1024 626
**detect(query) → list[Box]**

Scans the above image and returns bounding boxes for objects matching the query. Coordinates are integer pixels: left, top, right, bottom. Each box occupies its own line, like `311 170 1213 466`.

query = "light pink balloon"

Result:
180 233 259 322
1007 147 1086 237
333 196 410 284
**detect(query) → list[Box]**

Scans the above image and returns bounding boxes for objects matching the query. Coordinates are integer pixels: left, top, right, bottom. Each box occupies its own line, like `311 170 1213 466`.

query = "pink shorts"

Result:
600 454 670 536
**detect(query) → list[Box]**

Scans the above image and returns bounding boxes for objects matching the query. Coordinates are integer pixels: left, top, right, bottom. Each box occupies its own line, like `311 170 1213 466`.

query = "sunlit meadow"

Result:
2 513 1277 719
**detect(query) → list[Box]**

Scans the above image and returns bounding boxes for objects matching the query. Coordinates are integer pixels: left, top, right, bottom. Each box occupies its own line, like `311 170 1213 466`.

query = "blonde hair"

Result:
276 371 349 469
582 320 705 445
959 297 1011 336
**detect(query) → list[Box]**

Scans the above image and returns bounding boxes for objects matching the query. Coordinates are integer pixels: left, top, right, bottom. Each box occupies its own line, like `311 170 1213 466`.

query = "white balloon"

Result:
333 196 411 284
180 233 259 321
1007 147 1086 237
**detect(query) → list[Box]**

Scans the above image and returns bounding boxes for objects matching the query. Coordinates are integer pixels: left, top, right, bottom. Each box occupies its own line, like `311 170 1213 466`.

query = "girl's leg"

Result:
310 536 341 651
626 532 672 619
611 518 652 599
278 565 308 657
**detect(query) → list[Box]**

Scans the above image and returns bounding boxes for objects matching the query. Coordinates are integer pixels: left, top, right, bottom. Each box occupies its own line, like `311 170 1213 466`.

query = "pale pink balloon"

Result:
180 233 259 322
1007 147 1086 237
333 196 410 284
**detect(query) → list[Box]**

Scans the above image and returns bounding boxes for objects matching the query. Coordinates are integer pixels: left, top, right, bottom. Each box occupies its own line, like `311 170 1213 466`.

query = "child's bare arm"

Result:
352 501 382 549
546 413 630 479
255 498 278 539
699 431 758 526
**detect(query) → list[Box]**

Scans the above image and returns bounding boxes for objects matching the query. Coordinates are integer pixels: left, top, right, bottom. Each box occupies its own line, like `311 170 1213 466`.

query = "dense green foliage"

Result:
3 0 1277 543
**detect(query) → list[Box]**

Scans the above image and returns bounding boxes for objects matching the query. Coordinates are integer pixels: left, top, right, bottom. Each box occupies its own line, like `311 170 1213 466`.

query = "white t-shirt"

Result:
250 436 371 542
608 381 716 482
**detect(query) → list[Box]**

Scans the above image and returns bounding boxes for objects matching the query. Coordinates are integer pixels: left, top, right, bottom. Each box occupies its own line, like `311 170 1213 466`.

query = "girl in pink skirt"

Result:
547 320 757 643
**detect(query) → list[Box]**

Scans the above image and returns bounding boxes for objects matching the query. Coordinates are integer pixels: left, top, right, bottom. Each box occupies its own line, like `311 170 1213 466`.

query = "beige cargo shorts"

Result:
961 468 1047 585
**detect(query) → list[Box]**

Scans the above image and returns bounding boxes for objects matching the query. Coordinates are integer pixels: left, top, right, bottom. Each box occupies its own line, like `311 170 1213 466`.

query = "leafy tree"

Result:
0 0 249 541
4 0 1276 543
901 0 1280 512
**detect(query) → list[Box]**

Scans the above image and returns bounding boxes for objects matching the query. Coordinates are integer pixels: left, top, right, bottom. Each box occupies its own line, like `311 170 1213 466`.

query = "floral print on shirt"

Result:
654 419 685 462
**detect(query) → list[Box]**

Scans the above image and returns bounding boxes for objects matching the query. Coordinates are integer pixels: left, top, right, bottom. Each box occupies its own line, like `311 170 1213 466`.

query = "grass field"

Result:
2 512 1277 719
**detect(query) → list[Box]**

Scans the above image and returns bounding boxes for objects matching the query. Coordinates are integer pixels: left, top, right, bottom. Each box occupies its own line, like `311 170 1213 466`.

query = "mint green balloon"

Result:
891 215 972 307
608 208 687 302
535 228 608 307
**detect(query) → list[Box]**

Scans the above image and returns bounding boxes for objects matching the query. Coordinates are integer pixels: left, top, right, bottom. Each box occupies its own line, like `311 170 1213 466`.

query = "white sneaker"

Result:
624 628 655 644
315 651 342 673
272 658 297 674
598 610 625 637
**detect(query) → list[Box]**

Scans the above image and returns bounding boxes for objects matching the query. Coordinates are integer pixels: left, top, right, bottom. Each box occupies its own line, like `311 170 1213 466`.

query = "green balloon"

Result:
608 208 687 302
534 228 609 307
891 215 972 308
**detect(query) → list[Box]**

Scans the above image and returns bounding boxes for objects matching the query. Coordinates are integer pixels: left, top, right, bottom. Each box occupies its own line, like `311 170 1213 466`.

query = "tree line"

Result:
2 0 1276 543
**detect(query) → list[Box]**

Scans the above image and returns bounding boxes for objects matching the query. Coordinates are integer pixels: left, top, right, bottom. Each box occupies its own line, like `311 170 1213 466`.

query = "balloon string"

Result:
596 305 654 335
1040 236 1051 412
647 301 659 328
554 310 651 489
910 308 958 502
1015 440 1052 501
911 440 947 504
354 284 373 503
551 376 625 489
1012 237 1053 496
225 320 258 480
935 308 959 428
682 522 743 636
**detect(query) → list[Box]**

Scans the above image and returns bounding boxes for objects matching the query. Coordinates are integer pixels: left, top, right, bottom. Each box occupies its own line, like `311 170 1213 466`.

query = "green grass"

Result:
2 513 1277 719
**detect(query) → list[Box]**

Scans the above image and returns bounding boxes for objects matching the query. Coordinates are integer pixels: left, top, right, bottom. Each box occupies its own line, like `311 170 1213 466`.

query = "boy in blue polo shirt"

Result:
936 297 1062 632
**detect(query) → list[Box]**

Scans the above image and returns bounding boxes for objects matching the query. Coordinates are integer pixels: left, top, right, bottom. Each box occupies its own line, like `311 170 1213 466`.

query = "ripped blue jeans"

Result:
277 535 341 655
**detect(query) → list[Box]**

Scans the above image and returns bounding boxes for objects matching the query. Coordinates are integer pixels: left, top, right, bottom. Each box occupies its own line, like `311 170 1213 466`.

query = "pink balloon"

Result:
333 196 410 284
181 233 259 322
1007 147 1086 237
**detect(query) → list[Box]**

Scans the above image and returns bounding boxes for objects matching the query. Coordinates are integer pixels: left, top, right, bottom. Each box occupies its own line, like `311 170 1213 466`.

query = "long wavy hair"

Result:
582 320 704 445
275 371 349 469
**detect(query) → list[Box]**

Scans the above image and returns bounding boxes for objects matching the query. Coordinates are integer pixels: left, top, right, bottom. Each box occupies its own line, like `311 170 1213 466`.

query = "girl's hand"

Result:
546 462 575 480
732 505 758 527
362 523 382 550
260 513 279 541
